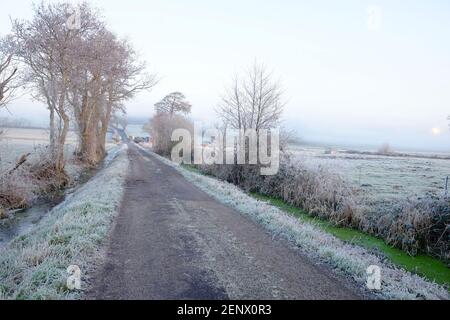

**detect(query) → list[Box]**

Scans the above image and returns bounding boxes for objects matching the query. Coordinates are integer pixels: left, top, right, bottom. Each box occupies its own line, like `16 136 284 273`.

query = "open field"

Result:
0 128 79 172
289 145 450 206
0 127 117 171
0 127 78 143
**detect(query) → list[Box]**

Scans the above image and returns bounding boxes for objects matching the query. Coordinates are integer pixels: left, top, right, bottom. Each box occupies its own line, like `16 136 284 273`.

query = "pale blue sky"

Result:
1 0 450 151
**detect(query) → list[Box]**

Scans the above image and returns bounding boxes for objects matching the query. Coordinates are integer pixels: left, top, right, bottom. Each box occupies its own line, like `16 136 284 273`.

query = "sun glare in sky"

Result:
431 127 442 136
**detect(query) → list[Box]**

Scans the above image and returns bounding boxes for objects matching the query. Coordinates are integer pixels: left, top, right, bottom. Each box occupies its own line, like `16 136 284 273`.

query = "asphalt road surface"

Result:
89 144 363 300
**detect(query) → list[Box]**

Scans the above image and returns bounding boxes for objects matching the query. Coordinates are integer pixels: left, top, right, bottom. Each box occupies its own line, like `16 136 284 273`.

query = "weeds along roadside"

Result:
192 154 449 264
0 146 70 218
0 143 107 220
175 160 449 286
137 146 448 299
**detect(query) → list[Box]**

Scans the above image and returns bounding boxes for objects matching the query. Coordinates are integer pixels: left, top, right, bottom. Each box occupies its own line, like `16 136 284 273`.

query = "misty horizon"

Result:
1 0 450 152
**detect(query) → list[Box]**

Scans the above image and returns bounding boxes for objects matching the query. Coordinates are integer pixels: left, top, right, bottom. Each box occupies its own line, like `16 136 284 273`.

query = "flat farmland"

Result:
290 146 450 207
0 128 78 171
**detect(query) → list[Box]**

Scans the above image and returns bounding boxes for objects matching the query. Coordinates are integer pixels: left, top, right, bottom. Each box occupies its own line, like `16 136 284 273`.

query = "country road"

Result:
89 143 364 300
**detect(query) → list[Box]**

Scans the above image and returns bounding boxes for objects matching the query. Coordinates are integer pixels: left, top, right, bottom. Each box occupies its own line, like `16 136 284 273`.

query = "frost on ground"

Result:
290 146 450 206
0 128 78 170
146 149 449 300
0 144 128 300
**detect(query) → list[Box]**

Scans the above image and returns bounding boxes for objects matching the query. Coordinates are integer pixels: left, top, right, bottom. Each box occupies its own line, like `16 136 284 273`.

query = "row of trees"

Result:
1 2 155 171
146 63 285 157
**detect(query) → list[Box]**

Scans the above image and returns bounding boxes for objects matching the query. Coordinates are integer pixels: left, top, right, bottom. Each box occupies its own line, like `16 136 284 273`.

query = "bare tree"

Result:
217 62 284 132
7 2 156 167
7 2 104 172
146 92 193 156
0 53 18 108
67 27 157 165
214 62 285 181
155 92 192 116
146 113 193 156
95 38 157 160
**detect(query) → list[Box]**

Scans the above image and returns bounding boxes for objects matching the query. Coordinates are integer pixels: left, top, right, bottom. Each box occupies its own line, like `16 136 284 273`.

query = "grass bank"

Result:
0 144 128 300
251 193 450 288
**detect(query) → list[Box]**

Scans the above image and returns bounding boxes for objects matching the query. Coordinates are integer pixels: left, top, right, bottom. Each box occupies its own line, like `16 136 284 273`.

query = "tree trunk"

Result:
55 113 69 173
97 124 108 160
80 122 98 165
80 106 101 166
97 101 113 161
55 93 69 173
78 94 95 165
49 105 56 156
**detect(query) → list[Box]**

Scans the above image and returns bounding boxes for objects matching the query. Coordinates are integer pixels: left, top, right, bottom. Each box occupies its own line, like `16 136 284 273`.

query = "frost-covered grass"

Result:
289 146 450 205
0 128 77 164
0 144 128 300
144 148 449 300
0 128 122 215
251 193 450 288
0 128 80 198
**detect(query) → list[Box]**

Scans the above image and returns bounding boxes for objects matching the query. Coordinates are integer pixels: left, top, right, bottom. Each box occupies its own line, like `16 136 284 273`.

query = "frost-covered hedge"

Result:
0 145 128 300
0 145 80 217
195 155 450 262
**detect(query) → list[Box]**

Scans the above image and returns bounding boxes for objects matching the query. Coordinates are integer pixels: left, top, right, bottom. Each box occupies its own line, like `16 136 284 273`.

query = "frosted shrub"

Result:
0 168 36 211
281 163 352 219
383 197 449 259
198 155 354 221
194 152 450 261
28 148 69 194
0 147 69 216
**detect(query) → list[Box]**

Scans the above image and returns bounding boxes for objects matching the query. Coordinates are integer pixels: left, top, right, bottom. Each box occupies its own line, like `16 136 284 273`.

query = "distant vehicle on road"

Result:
133 136 145 144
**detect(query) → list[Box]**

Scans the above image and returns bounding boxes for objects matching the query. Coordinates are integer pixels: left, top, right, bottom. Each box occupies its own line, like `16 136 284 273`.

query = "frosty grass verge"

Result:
0 144 128 299
144 147 449 300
